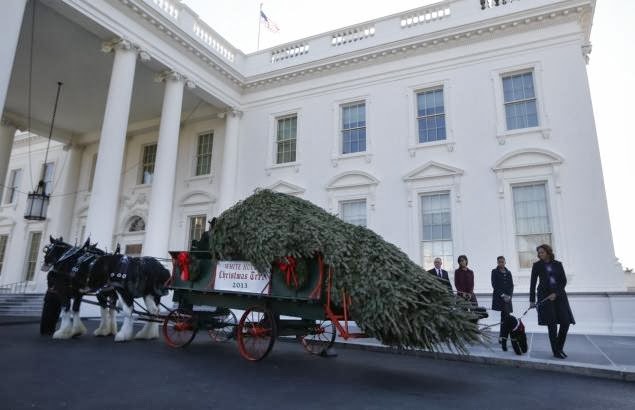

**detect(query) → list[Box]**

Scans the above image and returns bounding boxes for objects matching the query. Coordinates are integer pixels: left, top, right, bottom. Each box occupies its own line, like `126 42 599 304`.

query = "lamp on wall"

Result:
24 81 63 221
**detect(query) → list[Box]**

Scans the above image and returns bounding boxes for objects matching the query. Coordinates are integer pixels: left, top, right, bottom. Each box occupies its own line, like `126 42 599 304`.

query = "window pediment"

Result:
493 149 563 172
403 161 463 182
266 180 305 196
179 191 216 206
326 171 379 190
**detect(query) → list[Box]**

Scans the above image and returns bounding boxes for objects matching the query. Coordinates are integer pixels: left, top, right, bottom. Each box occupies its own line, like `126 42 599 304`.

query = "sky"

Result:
183 0 635 269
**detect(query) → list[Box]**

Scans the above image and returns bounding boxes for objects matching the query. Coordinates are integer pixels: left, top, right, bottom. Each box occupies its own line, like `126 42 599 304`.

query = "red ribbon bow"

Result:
276 256 299 288
176 252 190 281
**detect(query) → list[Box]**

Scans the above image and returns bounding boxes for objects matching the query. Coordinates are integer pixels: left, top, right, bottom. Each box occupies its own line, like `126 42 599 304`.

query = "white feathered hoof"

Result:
93 324 110 337
114 329 133 342
72 321 87 337
53 327 73 339
134 323 159 340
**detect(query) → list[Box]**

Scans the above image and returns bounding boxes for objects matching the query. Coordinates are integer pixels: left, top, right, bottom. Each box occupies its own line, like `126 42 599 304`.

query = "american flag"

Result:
260 9 280 33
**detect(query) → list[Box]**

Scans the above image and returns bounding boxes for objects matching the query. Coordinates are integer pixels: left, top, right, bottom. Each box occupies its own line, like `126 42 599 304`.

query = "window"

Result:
195 132 214 176
5 169 22 204
128 216 145 232
188 215 207 246
416 88 446 143
340 199 367 227
420 193 453 270
43 163 55 195
124 244 142 257
276 115 297 164
140 144 157 185
513 183 552 269
503 71 538 130
0 235 8 275
88 154 97 191
24 232 42 281
341 102 366 154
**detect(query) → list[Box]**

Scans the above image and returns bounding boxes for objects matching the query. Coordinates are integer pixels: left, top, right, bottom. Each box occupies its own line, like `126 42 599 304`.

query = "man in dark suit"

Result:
428 257 453 293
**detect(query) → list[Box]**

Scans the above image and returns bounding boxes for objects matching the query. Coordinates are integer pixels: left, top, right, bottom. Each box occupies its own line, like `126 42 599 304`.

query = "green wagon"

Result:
164 250 364 361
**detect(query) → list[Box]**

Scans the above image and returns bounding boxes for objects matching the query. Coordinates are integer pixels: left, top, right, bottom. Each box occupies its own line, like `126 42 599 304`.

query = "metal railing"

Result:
0 281 29 294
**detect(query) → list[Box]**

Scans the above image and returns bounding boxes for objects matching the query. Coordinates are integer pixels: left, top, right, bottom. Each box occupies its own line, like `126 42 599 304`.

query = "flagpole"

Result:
257 2 263 51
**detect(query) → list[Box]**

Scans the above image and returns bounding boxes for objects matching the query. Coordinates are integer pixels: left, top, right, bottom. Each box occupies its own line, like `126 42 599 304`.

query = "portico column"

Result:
85 40 138 251
142 71 187 258
0 118 18 204
46 144 83 240
217 110 242 212
0 0 28 116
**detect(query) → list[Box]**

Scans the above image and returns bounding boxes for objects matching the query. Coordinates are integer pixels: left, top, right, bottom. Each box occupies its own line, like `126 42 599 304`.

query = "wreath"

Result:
275 256 309 290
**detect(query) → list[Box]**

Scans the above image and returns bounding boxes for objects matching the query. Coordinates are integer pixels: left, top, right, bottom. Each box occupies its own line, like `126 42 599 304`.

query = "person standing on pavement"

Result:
491 256 513 351
427 257 453 293
529 244 575 359
455 255 478 305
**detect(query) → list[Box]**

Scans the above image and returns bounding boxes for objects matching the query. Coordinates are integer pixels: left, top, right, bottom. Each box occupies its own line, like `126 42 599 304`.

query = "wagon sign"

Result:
214 261 271 295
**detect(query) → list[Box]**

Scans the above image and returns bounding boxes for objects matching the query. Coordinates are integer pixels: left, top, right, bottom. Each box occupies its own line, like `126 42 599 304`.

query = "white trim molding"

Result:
266 180 306 196
406 79 456 157
265 108 303 175
490 61 551 145
325 171 379 225
330 94 373 167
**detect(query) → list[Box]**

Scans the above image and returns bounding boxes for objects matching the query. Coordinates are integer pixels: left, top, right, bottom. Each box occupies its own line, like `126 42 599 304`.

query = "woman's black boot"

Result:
499 337 508 352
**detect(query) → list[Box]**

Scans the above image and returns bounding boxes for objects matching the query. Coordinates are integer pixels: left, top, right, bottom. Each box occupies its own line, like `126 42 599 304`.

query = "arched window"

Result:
128 216 145 232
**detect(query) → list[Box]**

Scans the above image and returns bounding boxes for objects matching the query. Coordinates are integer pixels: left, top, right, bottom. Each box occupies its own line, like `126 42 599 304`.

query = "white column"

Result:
142 71 186 258
85 40 138 251
46 144 83 240
0 118 17 204
0 0 27 116
217 110 242 212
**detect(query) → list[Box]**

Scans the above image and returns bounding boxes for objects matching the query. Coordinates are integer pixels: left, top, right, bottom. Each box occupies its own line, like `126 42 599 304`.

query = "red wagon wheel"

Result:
163 308 198 348
208 309 238 342
300 320 336 355
236 306 277 361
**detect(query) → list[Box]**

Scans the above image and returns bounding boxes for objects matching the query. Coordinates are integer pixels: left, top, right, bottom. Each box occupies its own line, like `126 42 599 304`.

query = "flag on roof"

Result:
260 9 280 33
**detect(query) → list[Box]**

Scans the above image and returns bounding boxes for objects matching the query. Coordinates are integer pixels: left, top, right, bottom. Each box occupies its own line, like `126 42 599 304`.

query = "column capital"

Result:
101 38 133 54
218 109 243 119
1 116 18 128
154 70 184 83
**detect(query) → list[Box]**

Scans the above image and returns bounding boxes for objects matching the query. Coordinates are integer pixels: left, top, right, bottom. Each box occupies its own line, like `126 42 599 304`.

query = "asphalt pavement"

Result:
0 320 634 410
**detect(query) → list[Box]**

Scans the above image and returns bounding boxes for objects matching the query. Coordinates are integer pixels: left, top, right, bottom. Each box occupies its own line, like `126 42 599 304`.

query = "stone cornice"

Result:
117 0 593 91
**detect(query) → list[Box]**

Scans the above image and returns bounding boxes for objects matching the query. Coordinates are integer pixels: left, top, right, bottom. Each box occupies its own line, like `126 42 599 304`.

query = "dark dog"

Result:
504 315 528 355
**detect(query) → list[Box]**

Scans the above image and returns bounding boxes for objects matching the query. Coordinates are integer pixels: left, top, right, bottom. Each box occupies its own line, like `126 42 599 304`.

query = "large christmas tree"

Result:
209 189 481 352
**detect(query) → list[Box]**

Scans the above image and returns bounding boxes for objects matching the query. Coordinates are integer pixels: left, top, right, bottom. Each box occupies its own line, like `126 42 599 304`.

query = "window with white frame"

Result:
4 169 22 204
24 231 42 281
416 88 446 143
340 199 367 227
420 192 453 270
0 234 8 275
512 183 552 269
43 162 55 195
88 154 97 191
341 102 366 154
195 132 213 176
188 215 207 247
140 144 157 185
502 71 538 130
276 115 297 164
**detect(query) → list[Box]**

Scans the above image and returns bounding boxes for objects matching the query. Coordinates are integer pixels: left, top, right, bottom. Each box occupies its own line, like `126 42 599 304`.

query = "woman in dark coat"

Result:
491 256 513 351
529 244 575 359
455 255 478 305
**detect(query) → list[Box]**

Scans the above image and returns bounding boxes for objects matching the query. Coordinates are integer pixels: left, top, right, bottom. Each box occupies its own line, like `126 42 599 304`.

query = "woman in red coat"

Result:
454 254 478 305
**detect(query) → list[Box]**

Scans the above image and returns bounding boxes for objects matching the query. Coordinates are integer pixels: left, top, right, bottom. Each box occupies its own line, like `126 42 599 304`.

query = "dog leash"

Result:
479 296 550 332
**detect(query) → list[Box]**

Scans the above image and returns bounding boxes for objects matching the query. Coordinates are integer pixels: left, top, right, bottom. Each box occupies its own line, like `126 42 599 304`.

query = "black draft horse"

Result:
40 236 71 335
85 253 170 342
41 236 110 339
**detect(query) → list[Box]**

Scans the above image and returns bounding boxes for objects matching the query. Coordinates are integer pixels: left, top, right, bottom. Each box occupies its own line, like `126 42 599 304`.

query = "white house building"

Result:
1 0 632 333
